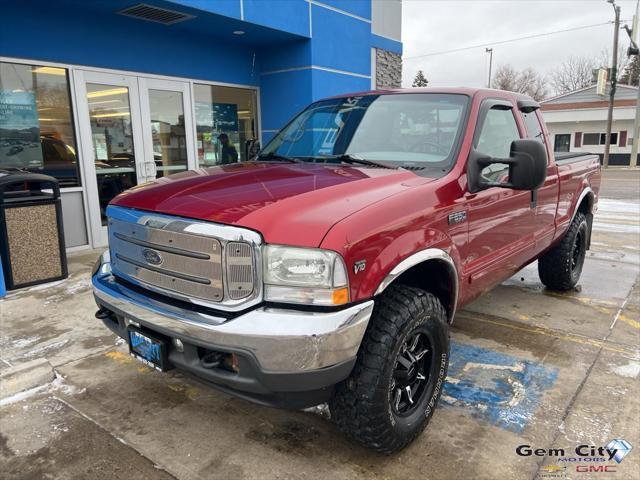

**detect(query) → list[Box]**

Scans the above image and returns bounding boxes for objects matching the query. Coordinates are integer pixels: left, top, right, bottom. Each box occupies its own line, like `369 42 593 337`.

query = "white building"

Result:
540 84 638 166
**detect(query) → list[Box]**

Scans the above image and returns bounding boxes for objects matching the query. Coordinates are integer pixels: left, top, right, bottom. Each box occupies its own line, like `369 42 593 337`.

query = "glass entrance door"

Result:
75 72 195 247
138 78 195 181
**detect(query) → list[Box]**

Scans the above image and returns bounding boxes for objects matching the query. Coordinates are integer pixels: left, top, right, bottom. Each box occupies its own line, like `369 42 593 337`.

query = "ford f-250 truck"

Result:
92 88 600 453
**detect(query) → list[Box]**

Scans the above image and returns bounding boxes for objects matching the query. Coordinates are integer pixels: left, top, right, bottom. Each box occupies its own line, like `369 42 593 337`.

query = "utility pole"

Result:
603 0 621 169
631 70 640 167
486 48 493 88
628 0 639 167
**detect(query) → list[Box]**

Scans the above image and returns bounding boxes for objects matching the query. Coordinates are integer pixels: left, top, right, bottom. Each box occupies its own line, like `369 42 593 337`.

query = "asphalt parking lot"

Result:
1 169 638 480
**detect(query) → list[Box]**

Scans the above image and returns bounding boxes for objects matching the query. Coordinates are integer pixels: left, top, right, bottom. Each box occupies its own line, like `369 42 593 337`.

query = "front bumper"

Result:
92 251 373 408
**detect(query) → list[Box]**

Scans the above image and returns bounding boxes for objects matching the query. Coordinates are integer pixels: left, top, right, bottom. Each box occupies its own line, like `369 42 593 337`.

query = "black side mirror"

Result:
468 139 547 193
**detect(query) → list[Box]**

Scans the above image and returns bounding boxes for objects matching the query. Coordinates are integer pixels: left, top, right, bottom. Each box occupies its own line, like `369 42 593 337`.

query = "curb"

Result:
0 358 55 399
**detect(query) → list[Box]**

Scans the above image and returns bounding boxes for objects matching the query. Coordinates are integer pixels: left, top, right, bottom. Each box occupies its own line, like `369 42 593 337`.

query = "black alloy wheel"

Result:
390 331 432 416
571 229 586 273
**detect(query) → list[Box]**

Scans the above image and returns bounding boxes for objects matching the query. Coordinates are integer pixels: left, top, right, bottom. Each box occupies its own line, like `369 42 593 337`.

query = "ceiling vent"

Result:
118 4 195 25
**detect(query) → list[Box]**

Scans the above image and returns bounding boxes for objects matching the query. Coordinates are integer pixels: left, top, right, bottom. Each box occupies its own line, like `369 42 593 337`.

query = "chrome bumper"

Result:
92 251 373 373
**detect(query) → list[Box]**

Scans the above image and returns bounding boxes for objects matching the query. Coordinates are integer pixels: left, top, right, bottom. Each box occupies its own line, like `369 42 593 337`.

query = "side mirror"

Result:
468 139 547 193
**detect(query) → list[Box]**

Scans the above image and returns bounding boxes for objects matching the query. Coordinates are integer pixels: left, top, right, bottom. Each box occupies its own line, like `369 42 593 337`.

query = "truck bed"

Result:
554 152 598 165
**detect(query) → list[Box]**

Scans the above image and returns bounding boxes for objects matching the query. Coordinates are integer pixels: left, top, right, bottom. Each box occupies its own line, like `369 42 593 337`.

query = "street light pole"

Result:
486 48 493 88
630 67 640 167
603 1 621 168
628 0 639 168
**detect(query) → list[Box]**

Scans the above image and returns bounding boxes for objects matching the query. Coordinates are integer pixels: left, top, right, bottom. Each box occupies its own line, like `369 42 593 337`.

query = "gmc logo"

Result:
576 466 617 473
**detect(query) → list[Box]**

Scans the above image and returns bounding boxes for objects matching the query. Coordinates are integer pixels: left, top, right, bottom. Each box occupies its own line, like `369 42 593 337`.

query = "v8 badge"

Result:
354 260 366 274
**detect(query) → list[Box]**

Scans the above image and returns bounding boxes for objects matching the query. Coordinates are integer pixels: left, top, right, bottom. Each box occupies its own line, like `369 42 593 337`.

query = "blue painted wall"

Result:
169 0 242 19
0 1 262 86
1 0 401 143
320 0 371 19
244 0 311 37
310 5 370 76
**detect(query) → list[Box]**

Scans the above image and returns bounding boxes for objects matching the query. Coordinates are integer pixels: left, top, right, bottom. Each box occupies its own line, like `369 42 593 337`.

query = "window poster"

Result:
0 90 44 169
92 133 108 161
211 103 239 133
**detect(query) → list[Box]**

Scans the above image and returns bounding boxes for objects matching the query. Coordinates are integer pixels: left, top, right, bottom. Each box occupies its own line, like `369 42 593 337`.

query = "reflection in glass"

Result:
0 62 79 186
86 83 137 225
194 84 257 166
148 89 188 178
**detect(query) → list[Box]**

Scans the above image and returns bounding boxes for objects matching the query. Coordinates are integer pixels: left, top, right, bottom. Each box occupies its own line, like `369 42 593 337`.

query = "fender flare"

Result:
374 248 459 323
571 186 595 223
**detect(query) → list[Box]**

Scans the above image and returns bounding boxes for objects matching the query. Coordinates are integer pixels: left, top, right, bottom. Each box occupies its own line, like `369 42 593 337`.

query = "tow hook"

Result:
95 307 115 321
201 351 225 369
200 351 240 373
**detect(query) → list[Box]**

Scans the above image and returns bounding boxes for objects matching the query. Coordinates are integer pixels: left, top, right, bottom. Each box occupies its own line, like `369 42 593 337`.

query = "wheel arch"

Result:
573 187 595 248
574 187 595 217
374 249 459 323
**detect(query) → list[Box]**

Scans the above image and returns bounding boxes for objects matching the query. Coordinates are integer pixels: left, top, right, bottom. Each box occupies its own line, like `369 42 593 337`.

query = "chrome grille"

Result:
110 218 224 302
226 242 254 299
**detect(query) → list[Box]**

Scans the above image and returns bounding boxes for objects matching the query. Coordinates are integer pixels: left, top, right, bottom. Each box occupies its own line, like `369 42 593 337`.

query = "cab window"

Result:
474 107 521 183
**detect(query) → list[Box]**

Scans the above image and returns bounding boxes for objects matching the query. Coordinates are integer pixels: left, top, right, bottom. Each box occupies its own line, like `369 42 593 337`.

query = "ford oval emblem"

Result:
142 248 163 266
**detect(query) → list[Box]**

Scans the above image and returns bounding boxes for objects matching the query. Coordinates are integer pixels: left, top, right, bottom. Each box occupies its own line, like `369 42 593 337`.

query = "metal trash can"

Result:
0 171 68 290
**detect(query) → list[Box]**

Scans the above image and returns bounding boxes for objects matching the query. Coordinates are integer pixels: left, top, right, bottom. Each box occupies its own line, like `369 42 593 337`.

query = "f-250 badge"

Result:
354 260 366 274
448 211 467 225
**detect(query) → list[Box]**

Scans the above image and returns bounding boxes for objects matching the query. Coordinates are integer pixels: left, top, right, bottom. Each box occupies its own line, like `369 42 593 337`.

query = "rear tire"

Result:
329 284 449 454
538 211 588 291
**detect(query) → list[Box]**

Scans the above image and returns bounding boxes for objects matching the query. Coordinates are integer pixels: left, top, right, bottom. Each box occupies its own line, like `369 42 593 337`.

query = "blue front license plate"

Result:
128 328 167 371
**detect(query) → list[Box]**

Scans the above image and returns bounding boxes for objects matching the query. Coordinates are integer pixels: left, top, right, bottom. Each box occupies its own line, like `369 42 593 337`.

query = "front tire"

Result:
538 211 588 291
329 285 449 454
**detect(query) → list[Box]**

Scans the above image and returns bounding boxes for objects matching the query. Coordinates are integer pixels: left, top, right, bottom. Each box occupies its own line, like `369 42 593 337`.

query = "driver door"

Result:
461 100 536 300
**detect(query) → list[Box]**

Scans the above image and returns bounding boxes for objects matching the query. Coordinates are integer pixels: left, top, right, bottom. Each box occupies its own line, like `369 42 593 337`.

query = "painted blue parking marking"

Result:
441 342 558 433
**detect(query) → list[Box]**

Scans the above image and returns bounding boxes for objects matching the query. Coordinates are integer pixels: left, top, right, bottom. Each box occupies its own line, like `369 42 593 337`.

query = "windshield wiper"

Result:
316 154 398 169
257 153 303 163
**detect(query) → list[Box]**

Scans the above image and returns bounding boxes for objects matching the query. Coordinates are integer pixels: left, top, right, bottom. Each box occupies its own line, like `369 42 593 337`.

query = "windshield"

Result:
261 93 469 170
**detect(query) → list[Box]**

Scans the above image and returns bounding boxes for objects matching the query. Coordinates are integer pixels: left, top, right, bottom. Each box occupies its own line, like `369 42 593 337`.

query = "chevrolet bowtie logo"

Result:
540 465 565 473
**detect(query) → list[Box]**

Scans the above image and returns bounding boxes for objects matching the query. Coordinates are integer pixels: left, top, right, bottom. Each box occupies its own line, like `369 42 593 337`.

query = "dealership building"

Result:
0 0 402 250
541 84 639 166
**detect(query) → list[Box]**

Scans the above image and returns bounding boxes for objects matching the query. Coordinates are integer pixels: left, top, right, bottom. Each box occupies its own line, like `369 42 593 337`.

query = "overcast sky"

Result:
401 0 639 91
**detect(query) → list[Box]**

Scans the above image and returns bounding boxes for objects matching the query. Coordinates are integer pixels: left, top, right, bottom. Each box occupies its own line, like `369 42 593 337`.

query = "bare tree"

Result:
596 48 630 82
550 50 630 95
492 64 518 91
549 56 595 95
491 65 548 101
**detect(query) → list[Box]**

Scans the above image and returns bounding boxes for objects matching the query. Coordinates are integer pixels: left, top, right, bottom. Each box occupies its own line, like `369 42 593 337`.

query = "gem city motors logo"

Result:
517 439 633 477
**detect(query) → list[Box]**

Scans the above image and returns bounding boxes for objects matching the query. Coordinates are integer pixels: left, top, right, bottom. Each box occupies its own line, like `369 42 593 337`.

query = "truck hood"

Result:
111 162 428 246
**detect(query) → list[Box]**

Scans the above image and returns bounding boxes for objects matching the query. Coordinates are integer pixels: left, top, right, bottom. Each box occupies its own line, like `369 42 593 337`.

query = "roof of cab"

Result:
328 87 534 102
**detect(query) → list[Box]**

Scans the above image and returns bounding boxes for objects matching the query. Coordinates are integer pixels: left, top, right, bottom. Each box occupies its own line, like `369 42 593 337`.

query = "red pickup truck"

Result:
92 88 600 453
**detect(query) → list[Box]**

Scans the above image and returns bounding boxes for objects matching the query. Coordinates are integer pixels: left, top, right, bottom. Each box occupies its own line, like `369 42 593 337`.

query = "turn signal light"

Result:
332 287 350 305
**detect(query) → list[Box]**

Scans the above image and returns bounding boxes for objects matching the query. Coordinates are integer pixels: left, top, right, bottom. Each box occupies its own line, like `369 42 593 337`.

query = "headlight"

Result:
263 245 349 306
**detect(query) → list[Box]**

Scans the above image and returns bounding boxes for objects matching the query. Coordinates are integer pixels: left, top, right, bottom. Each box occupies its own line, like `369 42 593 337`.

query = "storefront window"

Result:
194 84 258 166
0 62 80 187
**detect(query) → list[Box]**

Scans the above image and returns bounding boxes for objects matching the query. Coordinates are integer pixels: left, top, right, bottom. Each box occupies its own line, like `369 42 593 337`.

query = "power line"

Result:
404 22 616 60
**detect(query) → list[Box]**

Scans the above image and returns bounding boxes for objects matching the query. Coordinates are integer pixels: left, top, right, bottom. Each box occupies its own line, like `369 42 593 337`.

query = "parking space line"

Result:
457 313 639 358
618 314 640 330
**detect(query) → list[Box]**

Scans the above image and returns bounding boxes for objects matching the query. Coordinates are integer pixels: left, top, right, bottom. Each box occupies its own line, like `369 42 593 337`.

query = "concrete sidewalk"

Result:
1 169 638 480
